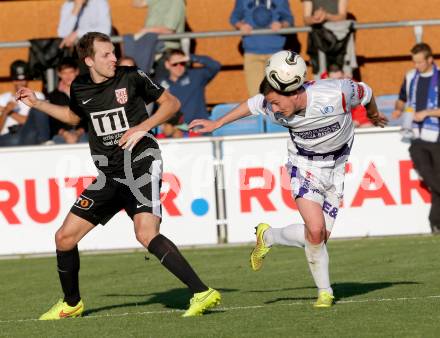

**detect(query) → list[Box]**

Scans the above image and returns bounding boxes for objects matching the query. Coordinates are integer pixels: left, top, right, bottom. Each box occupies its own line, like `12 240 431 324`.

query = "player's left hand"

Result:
188 119 219 133
119 126 147 151
368 111 388 128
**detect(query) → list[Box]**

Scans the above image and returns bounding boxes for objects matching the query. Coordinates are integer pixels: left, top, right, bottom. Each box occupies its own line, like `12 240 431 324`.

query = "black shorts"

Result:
70 158 162 226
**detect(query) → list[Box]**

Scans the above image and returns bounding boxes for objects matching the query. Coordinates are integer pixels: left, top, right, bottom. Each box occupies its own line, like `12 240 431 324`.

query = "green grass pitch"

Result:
1 235 439 337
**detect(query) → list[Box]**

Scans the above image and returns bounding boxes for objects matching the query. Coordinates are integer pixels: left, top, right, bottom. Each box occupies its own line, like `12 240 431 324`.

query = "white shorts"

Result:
286 153 348 232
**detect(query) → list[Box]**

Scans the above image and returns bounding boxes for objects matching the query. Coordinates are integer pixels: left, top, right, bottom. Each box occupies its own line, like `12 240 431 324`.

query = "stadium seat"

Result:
264 116 288 134
375 94 400 126
210 103 265 136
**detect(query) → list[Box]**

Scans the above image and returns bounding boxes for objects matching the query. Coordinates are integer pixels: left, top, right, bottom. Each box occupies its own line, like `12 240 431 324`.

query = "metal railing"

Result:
0 19 439 49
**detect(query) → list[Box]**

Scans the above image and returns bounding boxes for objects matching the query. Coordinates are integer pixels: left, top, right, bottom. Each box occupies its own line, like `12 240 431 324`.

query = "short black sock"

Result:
57 246 81 306
148 234 208 294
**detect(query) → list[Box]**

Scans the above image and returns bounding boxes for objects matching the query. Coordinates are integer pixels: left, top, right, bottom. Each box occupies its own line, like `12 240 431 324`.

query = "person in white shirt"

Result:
58 0 111 48
0 60 45 146
189 51 387 308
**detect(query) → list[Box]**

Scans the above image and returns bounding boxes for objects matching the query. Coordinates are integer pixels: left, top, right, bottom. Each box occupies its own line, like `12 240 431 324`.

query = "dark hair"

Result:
411 43 433 59
328 63 343 73
163 48 185 62
259 77 297 96
57 57 79 71
77 32 112 60
10 59 30 80
117 56 137 66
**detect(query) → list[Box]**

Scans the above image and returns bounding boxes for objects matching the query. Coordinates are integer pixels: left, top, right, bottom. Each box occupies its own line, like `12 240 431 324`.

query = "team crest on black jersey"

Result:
115 88 128 104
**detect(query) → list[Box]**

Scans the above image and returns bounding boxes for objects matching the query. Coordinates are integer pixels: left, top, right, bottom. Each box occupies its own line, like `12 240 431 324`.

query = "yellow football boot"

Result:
182 288 221 317
39 299 84 320
313 291 335 308
250 223 271 271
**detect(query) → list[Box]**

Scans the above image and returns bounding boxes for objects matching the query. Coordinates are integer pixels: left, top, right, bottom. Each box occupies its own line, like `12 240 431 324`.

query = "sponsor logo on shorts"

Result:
74 195 94 210
323 200 338 219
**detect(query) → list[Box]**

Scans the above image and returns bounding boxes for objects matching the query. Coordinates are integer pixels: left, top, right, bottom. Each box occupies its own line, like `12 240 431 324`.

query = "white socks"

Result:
305 240 333 295
263 223 305 248
262 224 332 295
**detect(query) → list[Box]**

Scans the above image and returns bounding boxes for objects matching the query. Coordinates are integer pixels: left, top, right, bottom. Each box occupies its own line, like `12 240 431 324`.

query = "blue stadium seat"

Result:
264 116 288 134
375 94 400 126
210 103 265 136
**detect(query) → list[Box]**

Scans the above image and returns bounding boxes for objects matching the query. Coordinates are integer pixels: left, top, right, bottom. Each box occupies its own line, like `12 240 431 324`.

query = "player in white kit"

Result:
189 51 387 307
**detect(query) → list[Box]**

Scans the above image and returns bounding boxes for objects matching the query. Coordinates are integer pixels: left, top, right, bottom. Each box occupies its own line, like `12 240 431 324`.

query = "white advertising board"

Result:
222 130 431 243
0 130 432 255
0 141 217 255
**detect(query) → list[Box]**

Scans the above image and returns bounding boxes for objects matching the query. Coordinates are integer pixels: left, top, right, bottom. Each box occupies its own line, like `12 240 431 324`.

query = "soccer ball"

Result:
265 51 307 92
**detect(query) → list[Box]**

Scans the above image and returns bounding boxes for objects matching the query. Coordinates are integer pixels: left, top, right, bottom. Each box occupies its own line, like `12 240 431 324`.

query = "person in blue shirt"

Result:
230 0 294 96
158 49 221 124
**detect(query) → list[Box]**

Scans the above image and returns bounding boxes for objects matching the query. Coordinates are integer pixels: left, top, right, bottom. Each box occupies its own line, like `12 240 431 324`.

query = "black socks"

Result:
148 234 208 294
57 246 81 306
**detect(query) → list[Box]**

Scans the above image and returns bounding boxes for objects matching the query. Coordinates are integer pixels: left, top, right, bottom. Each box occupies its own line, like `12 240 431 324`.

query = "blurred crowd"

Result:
0 0 432 146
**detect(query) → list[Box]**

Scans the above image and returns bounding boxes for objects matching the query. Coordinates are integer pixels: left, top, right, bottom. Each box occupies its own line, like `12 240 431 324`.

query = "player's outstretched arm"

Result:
16 87 80 125
188 101 252 133
365 95 388 128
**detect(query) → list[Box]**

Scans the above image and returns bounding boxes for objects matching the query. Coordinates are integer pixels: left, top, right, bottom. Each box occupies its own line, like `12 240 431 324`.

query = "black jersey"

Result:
69 66 164 175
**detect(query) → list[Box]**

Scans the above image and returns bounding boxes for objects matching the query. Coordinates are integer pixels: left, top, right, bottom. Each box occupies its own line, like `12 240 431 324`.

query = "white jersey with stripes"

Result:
247 79 372 160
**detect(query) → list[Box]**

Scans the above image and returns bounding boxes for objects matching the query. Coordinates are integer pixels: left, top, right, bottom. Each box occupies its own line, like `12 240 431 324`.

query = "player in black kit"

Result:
16 32 221 319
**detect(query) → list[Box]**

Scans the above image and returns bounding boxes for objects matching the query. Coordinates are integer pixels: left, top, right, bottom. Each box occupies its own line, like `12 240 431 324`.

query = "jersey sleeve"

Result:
131 68 165 104
247 94 267 116
68 84 85 119
342 79 373 108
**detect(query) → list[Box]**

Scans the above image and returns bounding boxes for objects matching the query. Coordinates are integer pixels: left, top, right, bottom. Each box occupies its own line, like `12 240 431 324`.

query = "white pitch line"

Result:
1 295 439 324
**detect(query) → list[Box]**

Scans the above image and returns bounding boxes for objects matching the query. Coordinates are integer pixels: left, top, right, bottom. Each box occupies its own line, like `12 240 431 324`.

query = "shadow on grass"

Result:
332 281 420 301
263 281 420 304
83 287 236 316
248 286 316 293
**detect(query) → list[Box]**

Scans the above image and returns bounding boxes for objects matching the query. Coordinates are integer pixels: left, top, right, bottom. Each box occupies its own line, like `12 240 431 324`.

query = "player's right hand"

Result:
15 87 38 108
188 119 219 133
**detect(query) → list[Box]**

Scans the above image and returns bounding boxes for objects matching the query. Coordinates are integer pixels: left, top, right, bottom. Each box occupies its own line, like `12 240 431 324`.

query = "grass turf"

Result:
1 235 439 337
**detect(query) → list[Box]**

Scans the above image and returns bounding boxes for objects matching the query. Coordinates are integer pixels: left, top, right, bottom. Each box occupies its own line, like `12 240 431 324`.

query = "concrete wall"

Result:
0 0 439 103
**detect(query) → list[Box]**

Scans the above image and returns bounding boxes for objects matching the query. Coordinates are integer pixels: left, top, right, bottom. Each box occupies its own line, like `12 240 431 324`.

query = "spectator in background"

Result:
230 0 294 96
131 0 186 79
118 56 137 67
302 0 357 78
324 64 372 127
58 0 111 48
158 49 221 123
392 43 440 234
0 60 46 146
156 112 199 139
46 58 88 144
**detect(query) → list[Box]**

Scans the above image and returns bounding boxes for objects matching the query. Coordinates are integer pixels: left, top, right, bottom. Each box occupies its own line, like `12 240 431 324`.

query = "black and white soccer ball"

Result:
265 51 307 92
